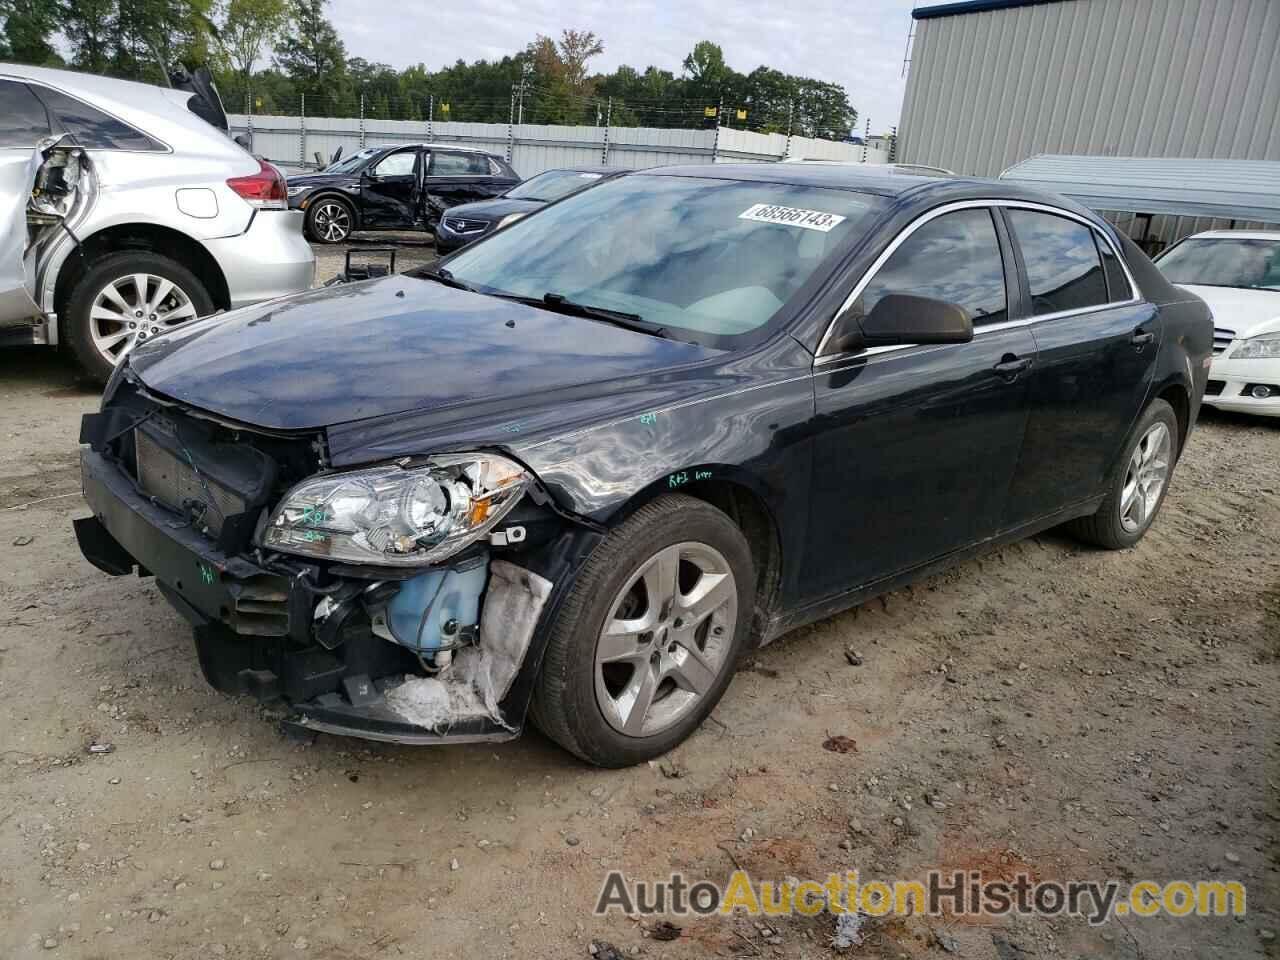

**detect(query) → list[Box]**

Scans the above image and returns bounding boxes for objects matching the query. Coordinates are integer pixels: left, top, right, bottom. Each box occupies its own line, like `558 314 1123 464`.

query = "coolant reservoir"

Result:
384 553 488 652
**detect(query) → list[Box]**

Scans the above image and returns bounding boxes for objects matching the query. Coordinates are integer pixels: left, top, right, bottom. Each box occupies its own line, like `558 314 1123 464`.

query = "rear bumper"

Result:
206 210 315 309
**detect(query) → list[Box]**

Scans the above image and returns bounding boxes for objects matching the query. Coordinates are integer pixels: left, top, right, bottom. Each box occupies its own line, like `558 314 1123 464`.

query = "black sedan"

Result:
76 165 1211 767
286 143 519 243
434 167 624 253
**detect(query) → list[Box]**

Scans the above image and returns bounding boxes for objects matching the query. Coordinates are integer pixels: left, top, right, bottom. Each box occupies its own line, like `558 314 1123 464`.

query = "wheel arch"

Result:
54 223 231 326
1152 376 1191 457
608 471 784 646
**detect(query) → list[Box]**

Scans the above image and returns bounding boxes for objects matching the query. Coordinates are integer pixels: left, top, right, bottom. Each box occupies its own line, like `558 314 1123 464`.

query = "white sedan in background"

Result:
1156 230 1280 418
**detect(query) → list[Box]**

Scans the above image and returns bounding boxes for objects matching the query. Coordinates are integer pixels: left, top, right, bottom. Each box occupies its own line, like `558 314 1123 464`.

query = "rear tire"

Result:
1067 398 1179 549
531 495 755 767
64 251 213 385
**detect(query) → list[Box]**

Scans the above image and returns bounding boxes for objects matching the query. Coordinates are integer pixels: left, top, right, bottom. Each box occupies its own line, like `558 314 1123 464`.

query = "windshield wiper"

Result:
498 291 668 338
417 266 476 292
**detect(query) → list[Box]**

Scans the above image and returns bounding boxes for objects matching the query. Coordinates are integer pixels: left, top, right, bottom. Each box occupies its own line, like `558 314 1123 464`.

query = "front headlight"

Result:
497 212 526 229
260 454 529 566
1231 332 1280 359
286 185 310 198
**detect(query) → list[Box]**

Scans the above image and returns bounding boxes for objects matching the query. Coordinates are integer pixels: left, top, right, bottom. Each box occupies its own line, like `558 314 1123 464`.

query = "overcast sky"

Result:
329 0 920 133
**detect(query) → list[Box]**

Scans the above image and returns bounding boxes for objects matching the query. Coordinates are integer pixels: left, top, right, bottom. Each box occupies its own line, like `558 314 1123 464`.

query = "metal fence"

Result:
229 114 891 177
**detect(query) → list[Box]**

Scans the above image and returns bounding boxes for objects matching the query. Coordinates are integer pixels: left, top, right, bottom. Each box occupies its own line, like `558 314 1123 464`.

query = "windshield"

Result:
324 147 381 175
1157 238 1280 290
505 169 606 202
442 174 886 345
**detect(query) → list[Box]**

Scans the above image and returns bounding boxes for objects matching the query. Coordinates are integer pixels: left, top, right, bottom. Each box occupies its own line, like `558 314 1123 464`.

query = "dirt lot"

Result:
0 240 1276 959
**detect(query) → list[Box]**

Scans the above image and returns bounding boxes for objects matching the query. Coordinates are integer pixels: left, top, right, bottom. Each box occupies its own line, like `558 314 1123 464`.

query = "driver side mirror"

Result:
826 293 974 354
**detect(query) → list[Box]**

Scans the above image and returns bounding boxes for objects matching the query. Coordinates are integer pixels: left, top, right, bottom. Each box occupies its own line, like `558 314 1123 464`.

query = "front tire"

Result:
64 251 213 385
532 495 755 767
305 197 354 243
1068 398 1179 549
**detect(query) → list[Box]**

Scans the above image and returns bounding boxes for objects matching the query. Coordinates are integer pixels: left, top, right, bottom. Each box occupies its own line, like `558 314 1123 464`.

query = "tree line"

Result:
0 0 859 138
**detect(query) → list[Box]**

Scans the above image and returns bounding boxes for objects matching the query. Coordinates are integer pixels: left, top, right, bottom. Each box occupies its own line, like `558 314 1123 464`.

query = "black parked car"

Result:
434 166 624 253
77 165 1211 767
286 143 519 243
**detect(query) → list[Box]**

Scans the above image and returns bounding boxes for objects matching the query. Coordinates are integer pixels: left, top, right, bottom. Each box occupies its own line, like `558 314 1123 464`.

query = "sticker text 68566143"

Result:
738 203 847 233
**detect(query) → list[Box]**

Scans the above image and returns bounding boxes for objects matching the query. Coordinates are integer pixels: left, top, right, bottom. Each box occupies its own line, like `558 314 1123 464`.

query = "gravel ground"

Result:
0 257 1276 958
311 231 438 282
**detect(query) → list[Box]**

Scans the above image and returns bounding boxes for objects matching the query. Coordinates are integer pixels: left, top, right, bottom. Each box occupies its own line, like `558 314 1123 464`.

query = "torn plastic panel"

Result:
382 560 553 731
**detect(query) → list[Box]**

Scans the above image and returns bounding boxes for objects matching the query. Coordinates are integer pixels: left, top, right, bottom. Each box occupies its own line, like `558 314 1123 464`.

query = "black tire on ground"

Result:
304 196 355 243
64 250 214 385
1067 398 1180 550
531 494 756 767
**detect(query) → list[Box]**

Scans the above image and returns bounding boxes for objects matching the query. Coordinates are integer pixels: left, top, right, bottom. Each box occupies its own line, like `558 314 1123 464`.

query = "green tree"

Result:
212 0 287 106
0 0 63 65
62 0 116 74
275 0 346 99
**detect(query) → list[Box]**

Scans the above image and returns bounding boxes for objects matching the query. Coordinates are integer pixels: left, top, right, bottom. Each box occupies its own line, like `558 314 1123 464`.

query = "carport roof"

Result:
999 155 1280 223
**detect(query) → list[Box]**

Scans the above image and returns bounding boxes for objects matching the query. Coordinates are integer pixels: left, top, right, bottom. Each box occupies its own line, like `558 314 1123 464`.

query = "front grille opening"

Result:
109 383 324 548
135 429 247 537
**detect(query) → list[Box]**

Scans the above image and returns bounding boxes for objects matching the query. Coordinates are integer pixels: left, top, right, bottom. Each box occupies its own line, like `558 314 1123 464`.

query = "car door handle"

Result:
992 355 1032 379
1131 329 1156 348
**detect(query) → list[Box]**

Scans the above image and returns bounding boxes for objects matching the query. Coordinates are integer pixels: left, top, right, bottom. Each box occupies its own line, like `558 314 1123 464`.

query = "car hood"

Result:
126 276 717 432
1178 284 1280 338
442 197 542 222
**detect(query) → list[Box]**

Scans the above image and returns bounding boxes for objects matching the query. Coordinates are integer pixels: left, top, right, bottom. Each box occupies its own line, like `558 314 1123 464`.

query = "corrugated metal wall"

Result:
900 0 1280 178
229 115 889 177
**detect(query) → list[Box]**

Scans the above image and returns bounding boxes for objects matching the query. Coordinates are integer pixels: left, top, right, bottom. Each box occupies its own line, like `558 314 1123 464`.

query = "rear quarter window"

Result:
0 79 52 148
33 86 164 151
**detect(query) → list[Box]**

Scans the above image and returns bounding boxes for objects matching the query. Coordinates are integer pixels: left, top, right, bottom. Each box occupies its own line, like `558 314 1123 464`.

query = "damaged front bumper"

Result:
76 421 599 745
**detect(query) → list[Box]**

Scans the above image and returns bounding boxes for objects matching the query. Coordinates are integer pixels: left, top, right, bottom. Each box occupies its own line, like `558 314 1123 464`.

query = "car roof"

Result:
372 142 502 157
1185 230 1280 241
534 166 627 175
0 62 243 157
646 162 1099 209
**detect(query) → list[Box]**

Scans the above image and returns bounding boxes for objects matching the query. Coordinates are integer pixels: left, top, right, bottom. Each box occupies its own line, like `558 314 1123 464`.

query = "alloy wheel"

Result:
594 541 738 738
312 201 351 242
89 274 199 366
1119 421 1171 532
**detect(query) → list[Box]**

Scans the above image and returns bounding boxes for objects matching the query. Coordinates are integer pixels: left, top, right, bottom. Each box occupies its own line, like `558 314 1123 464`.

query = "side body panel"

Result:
803 326 1036 601
1003 301 1159 527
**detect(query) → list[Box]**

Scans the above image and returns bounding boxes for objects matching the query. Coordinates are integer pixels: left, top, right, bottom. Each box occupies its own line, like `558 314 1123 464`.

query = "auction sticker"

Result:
739 203 846 232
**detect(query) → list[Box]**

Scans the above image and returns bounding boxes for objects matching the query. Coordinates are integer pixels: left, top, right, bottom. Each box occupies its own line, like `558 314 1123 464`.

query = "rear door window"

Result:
32 85 161 151
430 152 489 176
1008 210 1108 315
855 208 1008 326
0 80 52 148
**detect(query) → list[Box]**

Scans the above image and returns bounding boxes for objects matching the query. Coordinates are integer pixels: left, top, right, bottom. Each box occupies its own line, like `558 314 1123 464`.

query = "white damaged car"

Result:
1156 230 1280 418
1 64 314 382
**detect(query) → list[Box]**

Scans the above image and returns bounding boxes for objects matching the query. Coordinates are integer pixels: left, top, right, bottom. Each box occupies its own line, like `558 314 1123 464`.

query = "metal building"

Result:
898 0 1280 242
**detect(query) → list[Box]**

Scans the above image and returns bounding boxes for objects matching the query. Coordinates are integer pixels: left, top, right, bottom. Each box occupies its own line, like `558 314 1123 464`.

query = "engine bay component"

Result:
371 552 488 654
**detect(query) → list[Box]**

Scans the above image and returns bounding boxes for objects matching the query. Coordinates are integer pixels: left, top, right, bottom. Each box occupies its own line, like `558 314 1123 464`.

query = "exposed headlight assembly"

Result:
260 454 529 566
496 212 527 229
1231 332 1280 359
286 185 310 198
